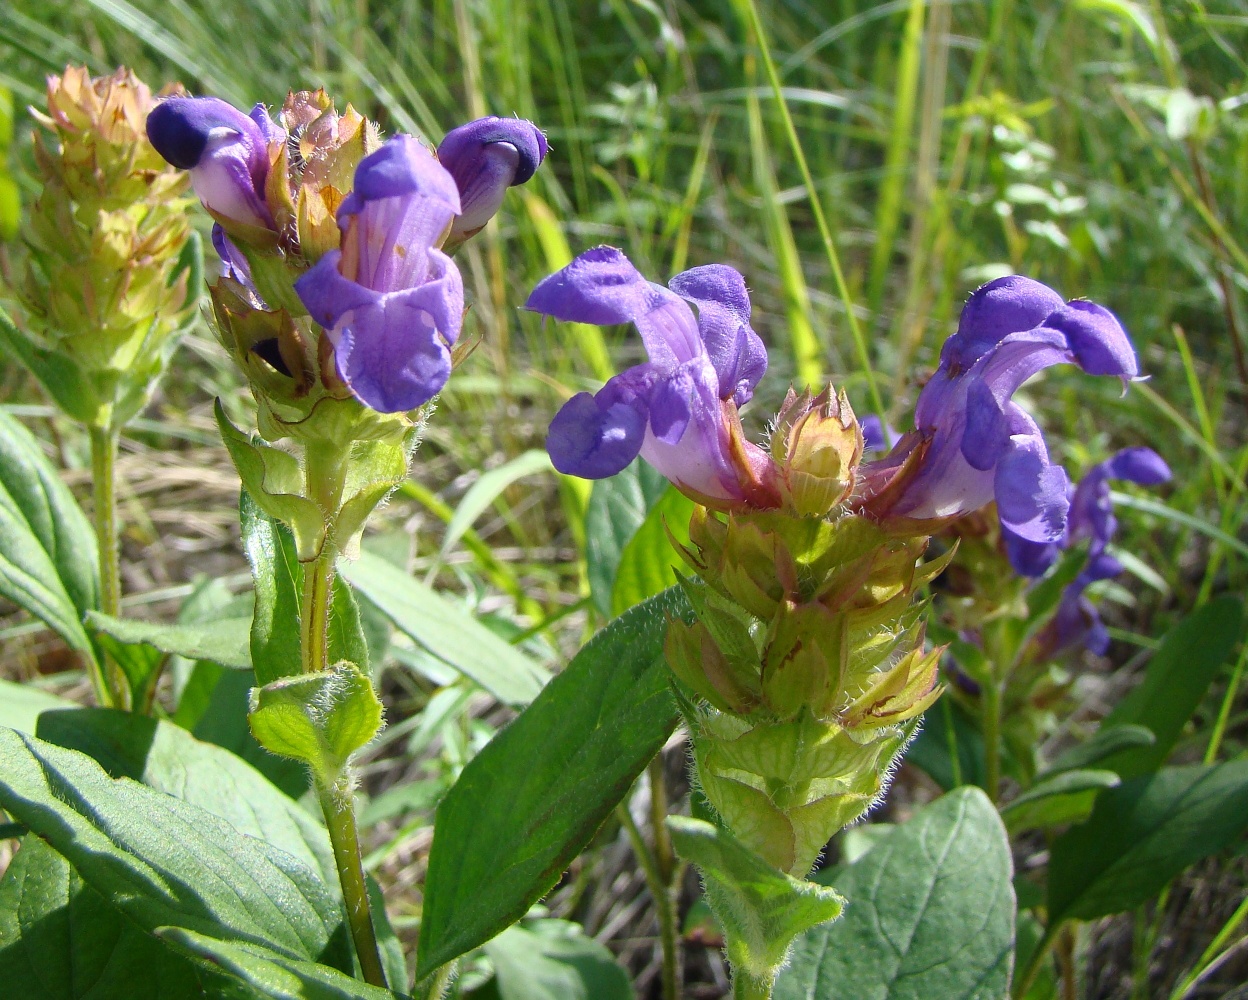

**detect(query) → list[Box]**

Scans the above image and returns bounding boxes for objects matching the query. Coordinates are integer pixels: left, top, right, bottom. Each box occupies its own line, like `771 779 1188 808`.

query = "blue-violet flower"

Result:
526 246 778 509
295 134 464 413
860 275 1139 543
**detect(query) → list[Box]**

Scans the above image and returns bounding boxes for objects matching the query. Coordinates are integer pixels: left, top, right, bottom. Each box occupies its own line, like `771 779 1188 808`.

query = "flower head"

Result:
146 96 281 235
1010 447 1170 654
294 134 464 413
859 276 1139 543
437 117 548 247
527 246 777 509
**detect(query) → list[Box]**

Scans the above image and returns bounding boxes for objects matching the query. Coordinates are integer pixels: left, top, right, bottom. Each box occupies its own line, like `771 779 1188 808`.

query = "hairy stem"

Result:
317 774 387 988
301 553 335 674
734 971 774 1000
88 424 123 708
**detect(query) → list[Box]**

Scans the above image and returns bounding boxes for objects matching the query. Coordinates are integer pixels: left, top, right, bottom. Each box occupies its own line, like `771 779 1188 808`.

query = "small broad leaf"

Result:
584 458 669 617
774 787 1015 1000
86 610 252 669
0 728 351 971
217 400 326 561
0 835 214 1000
0 676 75 735
249 662 384 782
0 409 99 656
667 816 843 987
1047 760 1248 924
341 550 550 706
415 587 690 977
1042 724 1155 777
1000 769 1120 834
1098 596 1242 779
159 927 399 1000
611 485 695 617
242 489 303 685
481 920 633 1000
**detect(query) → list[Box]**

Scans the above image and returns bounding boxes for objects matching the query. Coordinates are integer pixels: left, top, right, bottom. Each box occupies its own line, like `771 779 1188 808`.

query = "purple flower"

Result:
1013 447 1170 655
526 247 778 508
294 135 465 413
860 276 1139 543
146 96 281 234
437 117 548 245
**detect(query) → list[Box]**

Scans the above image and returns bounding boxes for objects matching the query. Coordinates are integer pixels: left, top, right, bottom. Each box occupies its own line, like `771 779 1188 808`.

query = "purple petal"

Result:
547 392 649 479
332 251 464 412
525 247 701 366
146 96 273 230
294 250 378 328
860 414 888 452
337 136 462 293
1004 529 1059 577
942 275 1065 370
1103 447 1171 485
438 117 548 238
211 224 255 287
994 428 1070 543
669 264 767 405
1042 301 1139 379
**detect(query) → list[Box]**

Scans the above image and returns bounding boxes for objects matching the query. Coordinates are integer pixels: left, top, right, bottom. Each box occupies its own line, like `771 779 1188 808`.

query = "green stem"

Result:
317 774 387 989
982 679 1002 805
88 424 123 708
734 971 774 1000
1014 921 1061 999
300 441 384 987
418 961 456 1000
617 788 681 1000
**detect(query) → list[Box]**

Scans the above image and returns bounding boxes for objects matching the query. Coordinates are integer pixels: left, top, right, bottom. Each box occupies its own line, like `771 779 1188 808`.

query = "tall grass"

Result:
2 0 1246 628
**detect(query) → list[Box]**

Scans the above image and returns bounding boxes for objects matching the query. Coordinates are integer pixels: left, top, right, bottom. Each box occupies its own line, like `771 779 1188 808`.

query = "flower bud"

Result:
438 116 547 248
771 385 864 517
146 96 278 238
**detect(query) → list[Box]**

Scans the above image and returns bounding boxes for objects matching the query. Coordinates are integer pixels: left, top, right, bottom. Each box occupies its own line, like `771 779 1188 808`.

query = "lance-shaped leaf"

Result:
249 662 384 783
415 587 690 977
585 457 669 617
341 550 550 706
242 489 303 685
0 728 351 971
0 409 99 656
667 815 844 991
1000 769 1121 835
0 306 101 426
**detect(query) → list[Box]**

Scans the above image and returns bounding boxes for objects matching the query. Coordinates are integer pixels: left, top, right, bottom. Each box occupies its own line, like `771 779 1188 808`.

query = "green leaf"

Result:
0 307 102 426
774 787 1015 1000
0 835 215 1000
0 728 351 970
668 815 844 987
340 550 550 706
217 400 326 561
0 676 76 735
415 587 690 977
35 708 336 887
330 576 371 674
1042 724 1155 777
1047 761 1248 924
86 610 252 669
611 486 695 617
159 928 399 1000
430 449 553 575
1000 769 1121 834
481 920 633 1000
1098 596 1242 779
0 409 99 655
248 662 384 782
584 458 668 617
241 489 304 686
